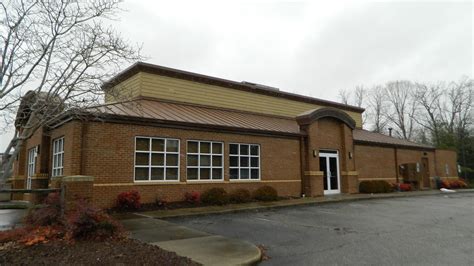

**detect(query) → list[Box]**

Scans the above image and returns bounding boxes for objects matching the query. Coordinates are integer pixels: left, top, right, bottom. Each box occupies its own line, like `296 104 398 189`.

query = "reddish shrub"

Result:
155 197 169 208
0 225 64 246
24 193 62 226
67 199 124 240
0 226 31 244
399 183 412 192
184 191 201 204
442 179 468 189
116 190 141 211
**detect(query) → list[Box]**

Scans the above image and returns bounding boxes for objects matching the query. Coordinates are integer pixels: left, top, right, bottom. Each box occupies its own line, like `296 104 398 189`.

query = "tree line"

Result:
338 78 474 176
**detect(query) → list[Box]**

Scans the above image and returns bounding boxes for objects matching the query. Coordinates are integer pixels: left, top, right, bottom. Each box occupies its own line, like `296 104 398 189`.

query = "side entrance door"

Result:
421 157 430 188
319 150 341 195
26 146 37 190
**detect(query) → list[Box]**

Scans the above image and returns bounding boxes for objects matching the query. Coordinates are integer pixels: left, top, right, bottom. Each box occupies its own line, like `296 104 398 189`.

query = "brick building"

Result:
9 62 459 208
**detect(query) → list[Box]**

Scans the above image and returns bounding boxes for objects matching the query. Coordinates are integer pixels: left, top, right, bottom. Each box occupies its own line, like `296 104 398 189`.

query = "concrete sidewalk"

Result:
120 217 261 266
139 189 474 219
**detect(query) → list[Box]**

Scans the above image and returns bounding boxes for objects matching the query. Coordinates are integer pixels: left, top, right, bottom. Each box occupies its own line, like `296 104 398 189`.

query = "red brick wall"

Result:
49 121 83 177
62 121 303 208
435 149 458 177
355 144 397 182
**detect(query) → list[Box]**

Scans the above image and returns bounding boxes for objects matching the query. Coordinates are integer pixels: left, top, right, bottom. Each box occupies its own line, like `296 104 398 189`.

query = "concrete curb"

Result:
120 217 261 265
139 189 474 220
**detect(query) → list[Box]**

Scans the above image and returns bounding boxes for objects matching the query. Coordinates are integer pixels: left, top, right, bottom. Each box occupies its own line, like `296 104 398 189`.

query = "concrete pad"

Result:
130 225 210 243
119 217 175 231
153 235 261 266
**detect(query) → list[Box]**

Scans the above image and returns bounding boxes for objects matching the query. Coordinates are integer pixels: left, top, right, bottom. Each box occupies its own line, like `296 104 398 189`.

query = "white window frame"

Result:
27 146 38 189
134 136 180 182
51 137 64 177
186 140 224 181
229 143 261 181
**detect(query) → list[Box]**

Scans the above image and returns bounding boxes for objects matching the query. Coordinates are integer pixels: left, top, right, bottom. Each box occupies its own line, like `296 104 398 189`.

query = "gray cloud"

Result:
1 0 472 150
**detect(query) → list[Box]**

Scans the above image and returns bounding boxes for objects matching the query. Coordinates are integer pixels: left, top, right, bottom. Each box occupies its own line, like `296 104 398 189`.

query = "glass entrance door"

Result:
319 151 340 195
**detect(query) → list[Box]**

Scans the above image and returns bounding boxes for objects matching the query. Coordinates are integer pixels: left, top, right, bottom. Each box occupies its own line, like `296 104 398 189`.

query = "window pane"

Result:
166 154 179 166
250 145 259 155
187 155 198 166
187 168 198 180
212 143 222 154
230 156 238 167
136 138 149 151
135 153 149 165
151 154 164 166
200 155 210 166
230 144 238 154
135 168 149 180
212 169 222 180
200 168 210 180
166 139 179 152
251 157 259 167
200 142 211 153
240 156 249 167
240 169 249 179
212 156 222 167
188 141 198 153
240 145 249 155
230 169 239 179
166 168 178 180
152 139 165 152
151 168 164 180
251 169 259 179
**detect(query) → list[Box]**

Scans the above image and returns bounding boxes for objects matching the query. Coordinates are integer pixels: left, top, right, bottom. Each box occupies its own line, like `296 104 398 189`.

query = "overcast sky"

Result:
0 0 472 150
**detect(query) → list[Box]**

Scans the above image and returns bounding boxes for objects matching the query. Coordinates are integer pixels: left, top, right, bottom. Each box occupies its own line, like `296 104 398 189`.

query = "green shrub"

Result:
229 189 252 203
253 186 278 201
201 188 229 205
359 180 393 193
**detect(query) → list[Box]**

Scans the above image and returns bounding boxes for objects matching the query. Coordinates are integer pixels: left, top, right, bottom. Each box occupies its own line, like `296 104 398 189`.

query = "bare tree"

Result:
384 81 418 140
367 85 388 133
412 82 444 145
338 88 351 105
0 0 141 182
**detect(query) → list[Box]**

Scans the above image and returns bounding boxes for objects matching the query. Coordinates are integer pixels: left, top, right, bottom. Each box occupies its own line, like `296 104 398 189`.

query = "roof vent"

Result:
241 81 280 92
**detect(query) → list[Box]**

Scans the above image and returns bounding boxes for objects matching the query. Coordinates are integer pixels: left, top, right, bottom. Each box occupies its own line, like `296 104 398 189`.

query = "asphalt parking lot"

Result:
169 193 474 265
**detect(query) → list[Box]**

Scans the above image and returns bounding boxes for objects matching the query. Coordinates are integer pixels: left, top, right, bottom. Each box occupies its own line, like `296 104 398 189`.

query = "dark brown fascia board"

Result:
354 140 435 151
49 112 304 139
102 61 365 114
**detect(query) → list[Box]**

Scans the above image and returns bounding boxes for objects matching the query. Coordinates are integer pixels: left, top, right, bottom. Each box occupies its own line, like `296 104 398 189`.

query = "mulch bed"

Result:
0 239 201 265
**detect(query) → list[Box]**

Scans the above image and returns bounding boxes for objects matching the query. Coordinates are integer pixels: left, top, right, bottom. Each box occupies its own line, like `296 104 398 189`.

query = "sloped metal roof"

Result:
88 99 433 149
353 129 434 149
92 99 301 135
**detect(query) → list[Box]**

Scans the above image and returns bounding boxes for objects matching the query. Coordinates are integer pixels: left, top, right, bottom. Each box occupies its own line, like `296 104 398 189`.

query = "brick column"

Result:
50 175 94 208
8 176 25 200
304 171 324 196
341 171 359 194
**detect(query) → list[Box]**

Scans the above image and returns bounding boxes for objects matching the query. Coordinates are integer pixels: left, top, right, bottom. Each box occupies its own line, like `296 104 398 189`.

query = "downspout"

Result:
299 134 307 197
394 147 399 183
80 121 87 175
